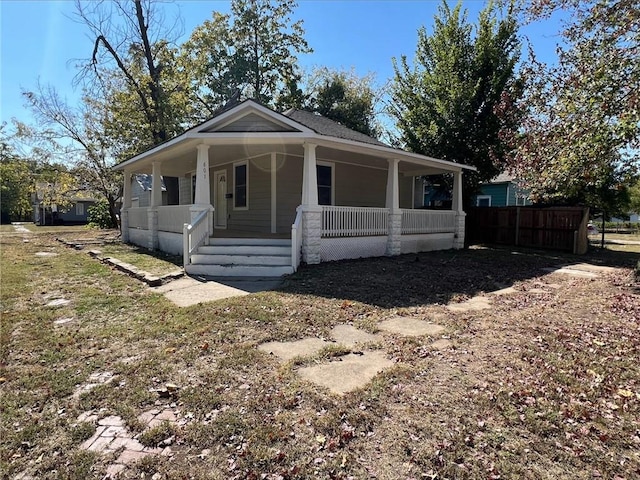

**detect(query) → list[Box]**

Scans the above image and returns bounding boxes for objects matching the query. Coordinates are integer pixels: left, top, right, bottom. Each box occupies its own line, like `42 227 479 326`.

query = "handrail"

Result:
291 205 303 271
183 209 210 267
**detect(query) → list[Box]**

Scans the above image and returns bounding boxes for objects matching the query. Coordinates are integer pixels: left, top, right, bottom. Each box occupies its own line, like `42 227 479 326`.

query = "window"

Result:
476 195 492 207
234 162 248 209
317 163 333 206
76 203 84 216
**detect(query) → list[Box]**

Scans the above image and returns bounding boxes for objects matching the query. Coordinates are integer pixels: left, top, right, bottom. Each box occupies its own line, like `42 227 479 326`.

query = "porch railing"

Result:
321 206 389 237
127 207 148 229
401 209 457 234
291 206 303 271
158 205 191 233
183 209 209 266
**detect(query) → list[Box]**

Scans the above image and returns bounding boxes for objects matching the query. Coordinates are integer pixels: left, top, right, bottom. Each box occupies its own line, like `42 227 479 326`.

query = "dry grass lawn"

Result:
1 227 639 479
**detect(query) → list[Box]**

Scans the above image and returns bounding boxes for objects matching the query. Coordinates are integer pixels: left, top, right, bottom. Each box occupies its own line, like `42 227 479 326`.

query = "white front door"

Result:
214 170 227 229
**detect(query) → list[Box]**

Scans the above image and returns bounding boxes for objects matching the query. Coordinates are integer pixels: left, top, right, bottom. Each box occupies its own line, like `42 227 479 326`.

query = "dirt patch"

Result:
378 317 447 337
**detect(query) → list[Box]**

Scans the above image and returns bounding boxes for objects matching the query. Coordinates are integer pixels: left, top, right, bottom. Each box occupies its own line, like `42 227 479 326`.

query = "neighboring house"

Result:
413 177 452 209
115 99 475 277
33 196 96 225
474 173 531 207
131 174 168 208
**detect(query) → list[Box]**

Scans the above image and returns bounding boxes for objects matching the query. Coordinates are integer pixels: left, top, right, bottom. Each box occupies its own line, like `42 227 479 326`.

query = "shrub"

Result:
87 200 117 229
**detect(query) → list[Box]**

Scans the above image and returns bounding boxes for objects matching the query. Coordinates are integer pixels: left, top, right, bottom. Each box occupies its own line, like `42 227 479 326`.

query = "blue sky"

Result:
0 0 564 127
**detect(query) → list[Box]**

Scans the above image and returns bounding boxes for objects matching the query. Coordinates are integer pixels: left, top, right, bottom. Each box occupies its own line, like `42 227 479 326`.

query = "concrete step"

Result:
190 253 291 266
198 245 291 256
209 237 291 247
185 263 294 277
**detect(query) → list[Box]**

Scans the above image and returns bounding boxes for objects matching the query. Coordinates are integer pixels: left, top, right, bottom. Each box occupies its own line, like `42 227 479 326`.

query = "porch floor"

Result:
211 229 291 239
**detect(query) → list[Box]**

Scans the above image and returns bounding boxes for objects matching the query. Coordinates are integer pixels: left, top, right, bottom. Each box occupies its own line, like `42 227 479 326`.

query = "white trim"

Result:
476 195 492 207
271 152 277 234
209 109 303 133
214 170 228 229
316 161 335 206
233 161 249 210
505 184 510 206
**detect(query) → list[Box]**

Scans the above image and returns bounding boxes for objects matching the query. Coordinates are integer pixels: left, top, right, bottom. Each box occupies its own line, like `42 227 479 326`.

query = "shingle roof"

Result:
283 109 387 147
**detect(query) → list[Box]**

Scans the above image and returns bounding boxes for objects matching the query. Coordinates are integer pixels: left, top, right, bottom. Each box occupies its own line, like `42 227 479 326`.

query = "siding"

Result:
214 113 297 132
227 157 271 233
334 164 386 207
276 155 303 232
178 176 192 205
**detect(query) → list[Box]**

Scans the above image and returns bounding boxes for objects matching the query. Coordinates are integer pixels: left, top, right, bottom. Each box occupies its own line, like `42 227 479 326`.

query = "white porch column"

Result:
191 144 213 239
147 162 162 250
452 170 463 213
194 145 210 206
452 170 465 249
386 158 402 256
121 170 132 242
151 161 162 207
301 143 321 264
271 152 277 234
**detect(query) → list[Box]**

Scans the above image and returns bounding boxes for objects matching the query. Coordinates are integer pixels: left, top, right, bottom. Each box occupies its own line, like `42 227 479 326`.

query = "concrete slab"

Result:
35 251 58 257
429 339 453 350
378 317 446 337
258 338 330 362
330 324 381 347
490 287 517 296
152 276 282 306
446 296 492 312
46 298 70 307
297 351 394 395
542 267 598 278
562 263 618 273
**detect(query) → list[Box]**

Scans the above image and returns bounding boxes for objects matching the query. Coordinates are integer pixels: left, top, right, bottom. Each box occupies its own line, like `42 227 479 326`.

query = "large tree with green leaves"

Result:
507 0 639 215
22 84 122 228
306 68 381 138
181 0 311 115
391 0 522 203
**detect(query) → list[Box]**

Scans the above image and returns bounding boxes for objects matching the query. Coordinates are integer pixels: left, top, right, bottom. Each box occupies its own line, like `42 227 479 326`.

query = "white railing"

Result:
183 209 210 266
291 206 303 271
322 206 389 237
127 207 148 229
158 205 191 233
401 209 457 234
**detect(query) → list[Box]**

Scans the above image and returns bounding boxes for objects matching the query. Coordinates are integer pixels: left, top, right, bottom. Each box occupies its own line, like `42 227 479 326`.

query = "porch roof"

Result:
113 100 476 176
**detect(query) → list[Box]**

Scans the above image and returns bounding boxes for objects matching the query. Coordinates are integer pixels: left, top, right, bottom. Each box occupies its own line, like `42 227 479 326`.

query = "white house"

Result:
114 100 476 277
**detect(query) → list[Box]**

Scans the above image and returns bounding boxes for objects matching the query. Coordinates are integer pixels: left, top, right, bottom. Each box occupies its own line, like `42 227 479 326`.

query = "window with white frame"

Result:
317 163 334 206
476 195 491 207
234 161 248 209
76 203 84 216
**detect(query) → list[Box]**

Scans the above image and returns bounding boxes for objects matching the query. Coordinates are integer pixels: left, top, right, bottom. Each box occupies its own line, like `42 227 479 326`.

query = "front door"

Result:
214 170 227 228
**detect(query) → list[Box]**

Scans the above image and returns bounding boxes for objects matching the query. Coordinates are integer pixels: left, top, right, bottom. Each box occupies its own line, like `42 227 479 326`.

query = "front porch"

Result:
115 100 473 277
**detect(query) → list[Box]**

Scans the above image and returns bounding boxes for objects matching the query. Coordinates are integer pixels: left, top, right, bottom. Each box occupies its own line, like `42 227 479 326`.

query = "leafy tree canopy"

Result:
305 68 381 138
391 0 523 203
507 0 639 213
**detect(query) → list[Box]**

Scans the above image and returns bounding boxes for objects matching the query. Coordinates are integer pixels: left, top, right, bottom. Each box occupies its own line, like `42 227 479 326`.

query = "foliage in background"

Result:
391 0 523 204
0 126 34 222
508 0 639 214
179 0 310 119
306 68 381 138
21 85 122 227
87 200 118 229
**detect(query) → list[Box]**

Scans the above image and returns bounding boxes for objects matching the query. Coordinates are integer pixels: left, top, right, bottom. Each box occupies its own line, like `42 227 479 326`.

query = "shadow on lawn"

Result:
279 245 638 309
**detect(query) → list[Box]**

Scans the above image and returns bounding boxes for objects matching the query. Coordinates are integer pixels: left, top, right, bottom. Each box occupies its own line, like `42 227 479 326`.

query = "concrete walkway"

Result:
152 276 283 306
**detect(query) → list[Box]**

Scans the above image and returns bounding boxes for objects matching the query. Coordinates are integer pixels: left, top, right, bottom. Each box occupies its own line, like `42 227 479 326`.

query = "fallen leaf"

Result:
617 389 634 398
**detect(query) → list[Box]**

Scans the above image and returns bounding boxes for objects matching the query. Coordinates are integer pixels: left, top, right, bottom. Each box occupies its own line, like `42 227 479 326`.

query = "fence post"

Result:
515 207 521 246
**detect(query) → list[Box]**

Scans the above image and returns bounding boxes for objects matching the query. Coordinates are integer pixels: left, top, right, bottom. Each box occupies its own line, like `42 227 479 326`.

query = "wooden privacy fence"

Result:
466 206 590 254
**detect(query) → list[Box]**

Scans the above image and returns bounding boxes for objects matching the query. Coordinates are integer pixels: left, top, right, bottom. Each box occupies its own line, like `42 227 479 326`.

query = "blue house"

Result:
474 173 531 207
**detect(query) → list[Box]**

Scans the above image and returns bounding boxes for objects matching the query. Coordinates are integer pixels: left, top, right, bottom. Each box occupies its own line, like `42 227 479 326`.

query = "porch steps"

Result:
185 238 294 277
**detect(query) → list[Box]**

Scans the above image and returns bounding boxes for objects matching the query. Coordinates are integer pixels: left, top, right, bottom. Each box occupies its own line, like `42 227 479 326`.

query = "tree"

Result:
181 0 311 114
307 68 381 138
22 84 122 228
0 126 34 223
391 0 523 204
508 0 639 211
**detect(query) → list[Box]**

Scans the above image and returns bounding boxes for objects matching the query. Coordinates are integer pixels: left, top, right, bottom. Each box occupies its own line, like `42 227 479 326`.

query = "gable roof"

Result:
114 99 475 173
283 109 386 147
